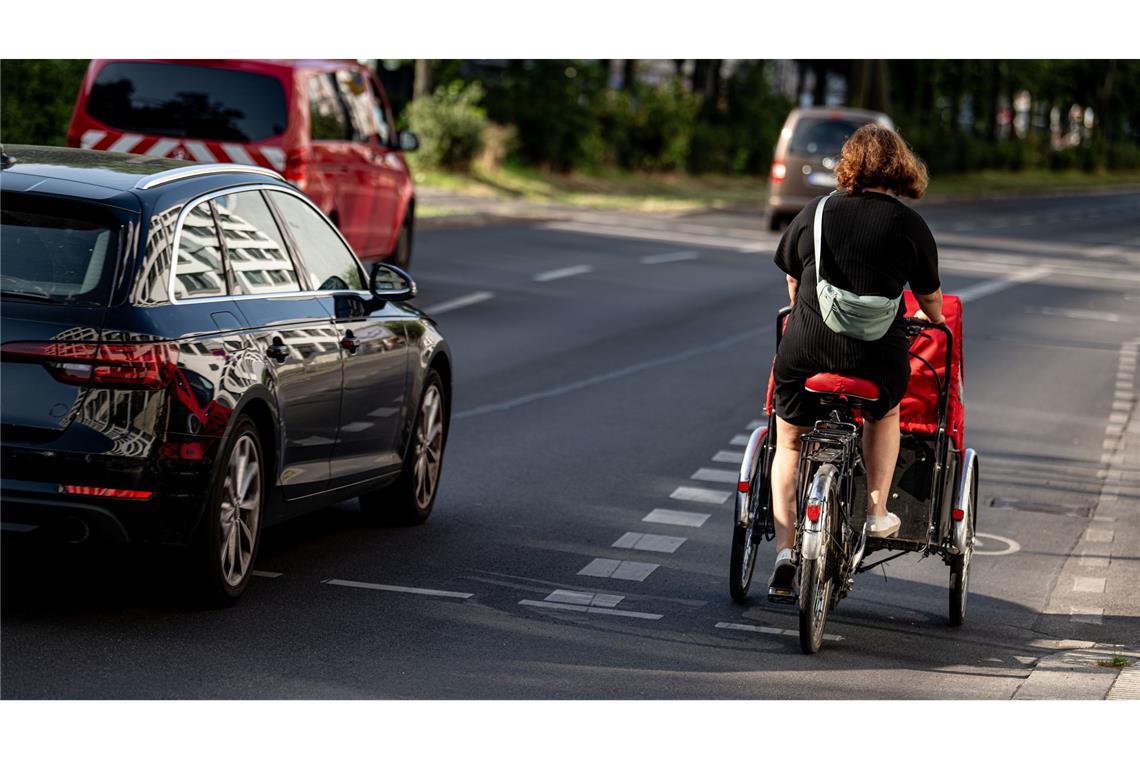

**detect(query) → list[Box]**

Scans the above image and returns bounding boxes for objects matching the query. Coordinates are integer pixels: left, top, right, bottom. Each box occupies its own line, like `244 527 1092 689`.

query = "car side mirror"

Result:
370 262 417 301
398 130 420 152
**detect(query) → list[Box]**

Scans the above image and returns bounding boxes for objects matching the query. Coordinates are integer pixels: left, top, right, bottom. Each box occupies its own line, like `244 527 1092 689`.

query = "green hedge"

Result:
1 60 89 146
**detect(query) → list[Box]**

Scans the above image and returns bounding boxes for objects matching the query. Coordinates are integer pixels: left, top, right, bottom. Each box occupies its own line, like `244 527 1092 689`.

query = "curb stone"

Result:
1013 646 1139 699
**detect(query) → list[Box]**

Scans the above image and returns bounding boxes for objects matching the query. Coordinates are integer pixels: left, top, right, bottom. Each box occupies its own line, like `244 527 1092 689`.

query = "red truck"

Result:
67 59 419 268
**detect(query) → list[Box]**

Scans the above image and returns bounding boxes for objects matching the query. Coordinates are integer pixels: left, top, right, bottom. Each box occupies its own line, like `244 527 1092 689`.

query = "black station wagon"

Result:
0 145 452 603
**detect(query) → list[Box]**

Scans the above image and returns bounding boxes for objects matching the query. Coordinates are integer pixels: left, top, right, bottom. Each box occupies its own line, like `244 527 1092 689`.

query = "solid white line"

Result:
251 570 282 578
542 221 765 252
670 485 732 505
715 621 844 642
643 508 709 527
322 579 473 599
421 291 494 315
690 468 739 484
640 251 700 264
534 264 593 282
955 265 1053 302
519 599 662 620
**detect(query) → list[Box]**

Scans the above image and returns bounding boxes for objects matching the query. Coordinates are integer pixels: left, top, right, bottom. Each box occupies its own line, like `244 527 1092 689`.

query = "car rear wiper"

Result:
0 290 55 302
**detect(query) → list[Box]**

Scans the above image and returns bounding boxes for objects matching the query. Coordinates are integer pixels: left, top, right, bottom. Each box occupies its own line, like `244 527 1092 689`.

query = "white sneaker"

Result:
866 512 901 538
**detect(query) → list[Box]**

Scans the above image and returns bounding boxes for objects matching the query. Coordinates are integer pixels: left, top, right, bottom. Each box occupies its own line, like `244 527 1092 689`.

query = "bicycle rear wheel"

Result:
799 464 838 654
729 431 770 602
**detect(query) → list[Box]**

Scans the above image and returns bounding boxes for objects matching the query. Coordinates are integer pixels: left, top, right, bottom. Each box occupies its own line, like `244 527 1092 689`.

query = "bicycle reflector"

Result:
952 508 965 521
806 503 822 522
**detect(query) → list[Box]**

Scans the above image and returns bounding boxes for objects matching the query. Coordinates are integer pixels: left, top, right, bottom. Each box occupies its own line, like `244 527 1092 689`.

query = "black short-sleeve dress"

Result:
772 190 940 426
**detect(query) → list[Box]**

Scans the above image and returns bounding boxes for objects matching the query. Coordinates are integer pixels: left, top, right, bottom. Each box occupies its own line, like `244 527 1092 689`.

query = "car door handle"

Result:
340 332 359 354
266 339 291 363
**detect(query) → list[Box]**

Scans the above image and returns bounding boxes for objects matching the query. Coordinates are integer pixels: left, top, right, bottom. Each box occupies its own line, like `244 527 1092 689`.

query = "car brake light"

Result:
806 503 821 522
283 148 308 190
1 341 179 390
770 161 786 183
64 485 153 500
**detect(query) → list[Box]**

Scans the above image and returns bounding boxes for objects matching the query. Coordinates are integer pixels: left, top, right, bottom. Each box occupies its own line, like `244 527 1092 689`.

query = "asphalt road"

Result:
3 191 1138 698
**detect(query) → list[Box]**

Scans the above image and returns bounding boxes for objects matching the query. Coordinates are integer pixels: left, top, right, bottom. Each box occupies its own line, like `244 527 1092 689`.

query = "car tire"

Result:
191 416 265 606
391 220 412 270
359 369 446 525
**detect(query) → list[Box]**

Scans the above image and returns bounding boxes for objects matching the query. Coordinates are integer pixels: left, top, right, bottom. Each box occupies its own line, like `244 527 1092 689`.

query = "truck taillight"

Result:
1 341 179 390
283 148 308 191
770 160 786 183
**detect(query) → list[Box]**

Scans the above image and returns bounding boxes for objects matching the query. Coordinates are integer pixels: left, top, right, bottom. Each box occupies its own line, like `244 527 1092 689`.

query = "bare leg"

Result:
771 415 812 554
862 404 901 517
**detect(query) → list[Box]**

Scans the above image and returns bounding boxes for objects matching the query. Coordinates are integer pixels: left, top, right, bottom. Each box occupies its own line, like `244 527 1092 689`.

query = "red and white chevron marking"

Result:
79 129 285 172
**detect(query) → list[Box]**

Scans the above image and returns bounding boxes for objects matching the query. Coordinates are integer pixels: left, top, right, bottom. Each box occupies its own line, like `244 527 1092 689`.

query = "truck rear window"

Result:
87 62 288 143
0 194 120 306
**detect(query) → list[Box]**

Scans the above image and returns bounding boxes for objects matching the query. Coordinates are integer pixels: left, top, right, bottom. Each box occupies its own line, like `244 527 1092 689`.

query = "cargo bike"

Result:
729 292 978 653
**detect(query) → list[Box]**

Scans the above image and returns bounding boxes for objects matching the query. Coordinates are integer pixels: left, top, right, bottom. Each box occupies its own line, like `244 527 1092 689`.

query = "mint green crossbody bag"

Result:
813 192 900 341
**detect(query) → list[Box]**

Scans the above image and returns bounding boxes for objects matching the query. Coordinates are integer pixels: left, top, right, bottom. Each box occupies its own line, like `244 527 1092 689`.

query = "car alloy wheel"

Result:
219 432 262 588
412 384 443 510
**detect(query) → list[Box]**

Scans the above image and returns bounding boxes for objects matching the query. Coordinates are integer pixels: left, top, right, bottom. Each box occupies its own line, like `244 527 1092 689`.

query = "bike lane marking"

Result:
669 486 731 505
322 579 473 599
612 532 687 553
643 509 709 528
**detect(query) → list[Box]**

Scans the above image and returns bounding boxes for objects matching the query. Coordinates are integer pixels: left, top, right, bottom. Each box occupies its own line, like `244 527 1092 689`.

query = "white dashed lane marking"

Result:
519 599 663 620
1084 528 1115 543
545 589 623 608
670 485 732 504
643 508 709 527
420 291 495 315
640 251 700 264
716 621 844 643
729 434 751 446
612 532 687 553
1069 607 1105 625
322 579 473 599
534 264 594 282
689 468 739 485
578 558 659 582
712 450 743 464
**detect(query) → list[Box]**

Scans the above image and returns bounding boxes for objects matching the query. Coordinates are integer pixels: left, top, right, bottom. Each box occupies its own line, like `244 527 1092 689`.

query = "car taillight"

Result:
770 160 786 183
64 485 154 500
1 341 179 390
283 148 308 190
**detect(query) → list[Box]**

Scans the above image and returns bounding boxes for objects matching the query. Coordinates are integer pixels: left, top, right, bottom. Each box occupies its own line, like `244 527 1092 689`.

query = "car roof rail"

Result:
134 163 284 190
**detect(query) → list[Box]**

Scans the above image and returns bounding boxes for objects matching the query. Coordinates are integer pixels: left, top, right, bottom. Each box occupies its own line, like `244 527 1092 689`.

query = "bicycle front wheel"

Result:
798 464 838 654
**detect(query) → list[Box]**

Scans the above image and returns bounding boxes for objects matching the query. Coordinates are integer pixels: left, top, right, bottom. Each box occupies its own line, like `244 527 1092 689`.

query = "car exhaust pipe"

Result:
56 517 91 544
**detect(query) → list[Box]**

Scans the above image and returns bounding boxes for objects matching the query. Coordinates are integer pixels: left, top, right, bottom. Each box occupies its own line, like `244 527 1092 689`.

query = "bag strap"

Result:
813 192 834 283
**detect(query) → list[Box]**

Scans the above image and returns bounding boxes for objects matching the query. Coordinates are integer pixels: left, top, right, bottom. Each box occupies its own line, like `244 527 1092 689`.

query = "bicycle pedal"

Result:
767 587 798 605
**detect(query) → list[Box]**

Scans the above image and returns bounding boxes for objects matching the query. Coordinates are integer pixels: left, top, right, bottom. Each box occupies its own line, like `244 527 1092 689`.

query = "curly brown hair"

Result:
835 124 929 199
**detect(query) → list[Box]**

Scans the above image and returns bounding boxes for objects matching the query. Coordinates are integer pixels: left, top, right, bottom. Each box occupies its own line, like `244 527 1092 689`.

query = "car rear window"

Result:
0 194 120 306
87 62 288 142
790 117 869 156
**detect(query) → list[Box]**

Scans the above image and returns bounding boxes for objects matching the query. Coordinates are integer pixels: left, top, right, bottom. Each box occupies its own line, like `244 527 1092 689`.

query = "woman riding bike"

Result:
768 124 944 598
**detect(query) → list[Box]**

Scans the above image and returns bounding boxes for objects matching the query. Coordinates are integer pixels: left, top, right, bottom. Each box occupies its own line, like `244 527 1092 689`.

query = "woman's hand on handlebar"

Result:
911 308 946 325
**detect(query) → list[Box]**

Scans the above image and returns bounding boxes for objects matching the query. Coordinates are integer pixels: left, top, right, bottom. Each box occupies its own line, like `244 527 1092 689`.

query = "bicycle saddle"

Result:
804 373 881 402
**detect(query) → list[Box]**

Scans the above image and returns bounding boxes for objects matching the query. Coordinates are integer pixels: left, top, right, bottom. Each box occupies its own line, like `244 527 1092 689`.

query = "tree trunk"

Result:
621 59 638 91
413 60 431 100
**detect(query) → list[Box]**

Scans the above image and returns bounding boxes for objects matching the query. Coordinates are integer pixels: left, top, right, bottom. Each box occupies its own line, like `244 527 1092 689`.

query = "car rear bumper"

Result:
1 478 208 546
